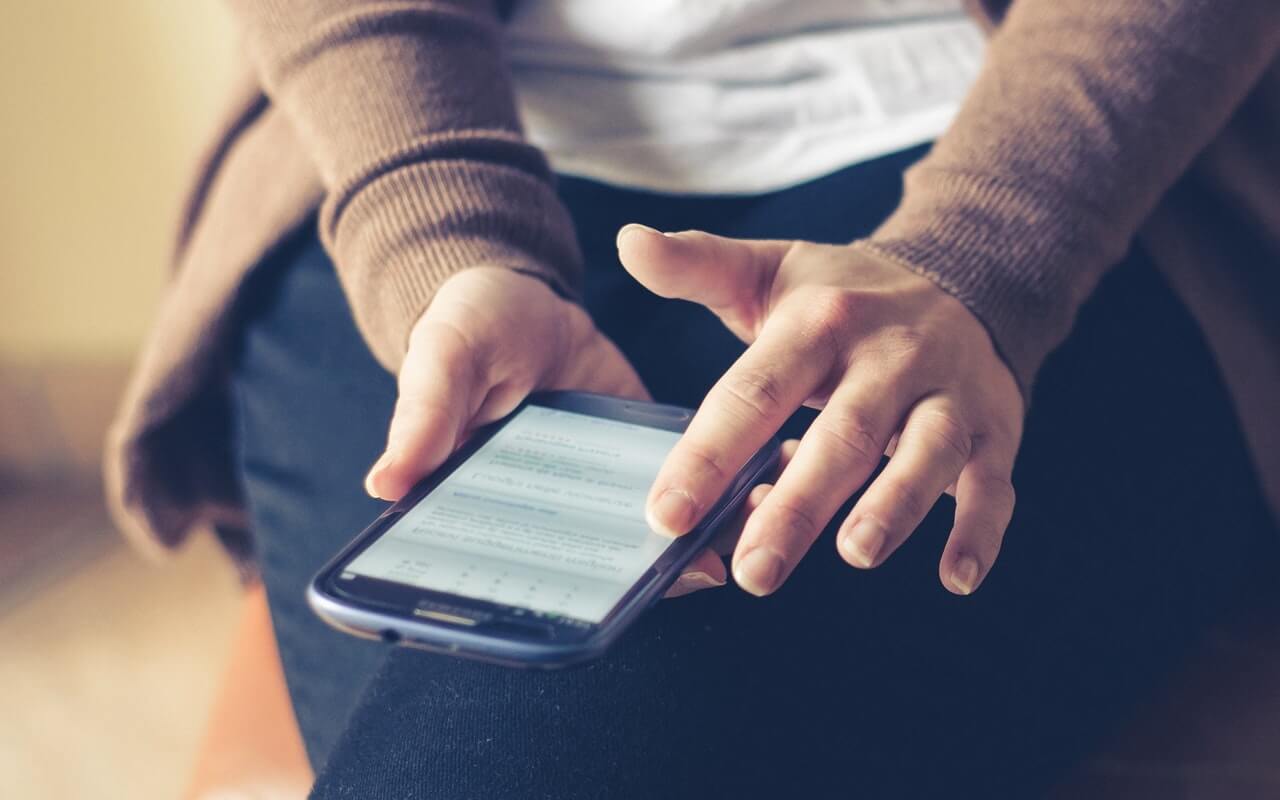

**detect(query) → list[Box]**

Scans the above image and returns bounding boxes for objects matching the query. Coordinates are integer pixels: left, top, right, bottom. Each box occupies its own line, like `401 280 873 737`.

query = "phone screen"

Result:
343 405 683 624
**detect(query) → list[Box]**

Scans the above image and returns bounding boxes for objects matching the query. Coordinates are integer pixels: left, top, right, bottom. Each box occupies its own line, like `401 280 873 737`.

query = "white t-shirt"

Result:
504 0 985 195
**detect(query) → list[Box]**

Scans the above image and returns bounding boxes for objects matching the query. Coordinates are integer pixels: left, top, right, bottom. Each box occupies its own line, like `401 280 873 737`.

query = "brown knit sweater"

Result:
106 0 1280 565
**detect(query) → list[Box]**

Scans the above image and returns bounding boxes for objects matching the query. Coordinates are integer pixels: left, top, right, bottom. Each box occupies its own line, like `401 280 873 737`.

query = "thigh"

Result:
230 228 398 768
308 165 1278 797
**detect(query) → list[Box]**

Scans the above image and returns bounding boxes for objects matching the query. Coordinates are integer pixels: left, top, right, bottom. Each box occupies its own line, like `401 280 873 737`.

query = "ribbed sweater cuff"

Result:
856 168 1114 400
321 153 583 372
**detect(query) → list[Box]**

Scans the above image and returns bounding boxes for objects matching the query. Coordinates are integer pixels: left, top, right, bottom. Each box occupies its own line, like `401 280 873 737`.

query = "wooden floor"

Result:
0 483 241 800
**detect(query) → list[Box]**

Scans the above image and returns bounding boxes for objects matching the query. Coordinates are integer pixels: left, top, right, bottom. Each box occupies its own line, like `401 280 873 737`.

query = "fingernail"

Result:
950 556 981 595
364 453 394 498
672 571 726 594
841 518 886 568
649 489 697 537
616 223 661 247
734 548 784 596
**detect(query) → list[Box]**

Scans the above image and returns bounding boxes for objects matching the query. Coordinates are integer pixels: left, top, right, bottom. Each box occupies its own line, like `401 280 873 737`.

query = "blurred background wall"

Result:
0 0 238 481
0 5 248 798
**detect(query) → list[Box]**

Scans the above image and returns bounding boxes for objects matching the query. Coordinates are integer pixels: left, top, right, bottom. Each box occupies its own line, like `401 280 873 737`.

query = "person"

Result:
106 1 1280 796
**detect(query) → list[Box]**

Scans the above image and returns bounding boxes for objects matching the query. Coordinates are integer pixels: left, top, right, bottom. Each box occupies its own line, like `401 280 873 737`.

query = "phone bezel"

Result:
308 391 779 668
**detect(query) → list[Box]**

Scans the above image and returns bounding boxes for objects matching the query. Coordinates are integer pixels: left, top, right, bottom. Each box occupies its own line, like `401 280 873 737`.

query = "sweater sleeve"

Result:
224 0 582 371
855 0 1280 397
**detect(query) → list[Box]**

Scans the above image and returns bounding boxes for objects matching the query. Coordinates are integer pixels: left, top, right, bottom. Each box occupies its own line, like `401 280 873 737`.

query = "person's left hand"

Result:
617 225 1024 598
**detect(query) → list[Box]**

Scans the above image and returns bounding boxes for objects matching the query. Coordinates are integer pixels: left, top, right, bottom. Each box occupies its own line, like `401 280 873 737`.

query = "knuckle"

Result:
807 288 863 336
914 408 972 463
881 478 933 524
881 326 938 376
956 471 1016 550
676 441 731 487
813 411 882 467
888 325 930 355
764 496 821 541
968 516 1010 556
984 417 1024 456
978 469 1017 511
439 345 480 386
719 369 786 422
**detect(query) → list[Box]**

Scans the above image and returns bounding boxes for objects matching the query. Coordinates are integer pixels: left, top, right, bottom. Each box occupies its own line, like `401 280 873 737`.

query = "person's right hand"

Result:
361 266 728 598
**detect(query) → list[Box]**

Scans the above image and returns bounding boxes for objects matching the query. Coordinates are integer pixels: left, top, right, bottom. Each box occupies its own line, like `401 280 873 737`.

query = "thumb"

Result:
615 224 788 316
365 320 485 500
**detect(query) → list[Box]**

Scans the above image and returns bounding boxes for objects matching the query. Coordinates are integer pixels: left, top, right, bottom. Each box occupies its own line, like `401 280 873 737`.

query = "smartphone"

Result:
308 391 779 669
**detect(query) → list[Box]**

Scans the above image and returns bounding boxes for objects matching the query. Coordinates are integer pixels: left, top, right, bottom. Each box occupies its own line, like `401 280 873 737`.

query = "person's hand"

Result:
361 266 727 598
617 225 1024 597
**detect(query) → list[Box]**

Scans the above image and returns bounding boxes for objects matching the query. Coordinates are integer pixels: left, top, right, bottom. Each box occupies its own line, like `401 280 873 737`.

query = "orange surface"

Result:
185 584 314 799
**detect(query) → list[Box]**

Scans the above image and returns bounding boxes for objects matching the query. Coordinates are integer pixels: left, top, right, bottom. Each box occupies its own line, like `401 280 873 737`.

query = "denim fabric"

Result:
229 145 1277 796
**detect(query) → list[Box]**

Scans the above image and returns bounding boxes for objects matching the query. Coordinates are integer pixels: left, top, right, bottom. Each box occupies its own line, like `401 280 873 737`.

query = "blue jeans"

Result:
230 146 1277 798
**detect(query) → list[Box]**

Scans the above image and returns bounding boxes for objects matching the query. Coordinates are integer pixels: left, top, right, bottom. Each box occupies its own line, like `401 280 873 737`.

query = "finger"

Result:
706 437 798 555
884 433 900 459
646 316 835 538
938 434 1017 595
731 378 911 596
469 380 535 431
667 436 800 598
664 549 728 598
778 438 801 471
889 433 959 494
616 225 789 329
365 321 486 500
836 396 972 569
